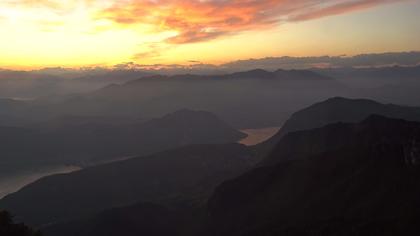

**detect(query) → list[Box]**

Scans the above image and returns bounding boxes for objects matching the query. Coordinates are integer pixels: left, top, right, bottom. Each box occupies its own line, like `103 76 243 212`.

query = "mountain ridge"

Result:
256 97 420 161
206 115 420 235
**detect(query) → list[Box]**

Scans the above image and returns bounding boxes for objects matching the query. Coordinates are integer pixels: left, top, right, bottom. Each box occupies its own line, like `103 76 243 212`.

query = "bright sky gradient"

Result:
0 0 419 69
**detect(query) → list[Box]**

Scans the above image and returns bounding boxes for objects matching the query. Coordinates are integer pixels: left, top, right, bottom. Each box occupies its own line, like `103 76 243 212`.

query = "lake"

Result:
239 127 280 146
0 165 81 199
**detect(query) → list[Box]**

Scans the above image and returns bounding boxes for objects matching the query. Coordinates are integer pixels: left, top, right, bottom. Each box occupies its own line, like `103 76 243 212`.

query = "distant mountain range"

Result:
40 68 342 129
124 68 332 81
0 68 342 129
0 69 151 98
1 65 420 129
315 65 420 82
222 52 420 71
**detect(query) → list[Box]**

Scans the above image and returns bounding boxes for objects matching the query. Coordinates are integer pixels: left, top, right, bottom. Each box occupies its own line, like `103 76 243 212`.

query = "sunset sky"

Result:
0 0 419 69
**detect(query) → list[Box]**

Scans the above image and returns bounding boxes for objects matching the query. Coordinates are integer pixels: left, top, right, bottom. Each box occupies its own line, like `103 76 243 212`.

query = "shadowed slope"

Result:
256 97 420 162
207 116 420 235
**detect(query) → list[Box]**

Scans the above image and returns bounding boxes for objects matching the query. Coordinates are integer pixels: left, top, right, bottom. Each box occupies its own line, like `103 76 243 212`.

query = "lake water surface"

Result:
0 165 81 199
239 127 280 146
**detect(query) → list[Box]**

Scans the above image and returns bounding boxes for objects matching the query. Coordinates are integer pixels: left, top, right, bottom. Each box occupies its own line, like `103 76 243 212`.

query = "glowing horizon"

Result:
0 0 419 70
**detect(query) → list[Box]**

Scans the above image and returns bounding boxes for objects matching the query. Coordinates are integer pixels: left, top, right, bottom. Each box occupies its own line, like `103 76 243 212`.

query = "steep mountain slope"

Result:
206 116 420 236
279 97 420 136
257 97 420 161
0 144 255 227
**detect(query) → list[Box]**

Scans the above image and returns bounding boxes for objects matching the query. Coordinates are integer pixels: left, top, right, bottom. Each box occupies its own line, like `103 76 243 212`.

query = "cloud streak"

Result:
98 0 404 44
0 0 407 44
0 0 413 67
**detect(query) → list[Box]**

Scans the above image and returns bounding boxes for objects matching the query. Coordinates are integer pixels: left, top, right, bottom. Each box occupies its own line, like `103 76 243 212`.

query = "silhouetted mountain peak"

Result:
143 109 247 144
309 96 381 109
229 69 273 79
259 97 420 149
260 114 420 166
116 68 331 86
124 75 169 85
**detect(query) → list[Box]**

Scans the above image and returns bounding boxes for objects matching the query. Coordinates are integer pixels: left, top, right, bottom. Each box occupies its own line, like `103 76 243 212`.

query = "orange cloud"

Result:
3 0 405 43
98 0 404 44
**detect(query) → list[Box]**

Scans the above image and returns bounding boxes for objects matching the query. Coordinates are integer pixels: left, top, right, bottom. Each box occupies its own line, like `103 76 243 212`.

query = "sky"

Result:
0 0 419 69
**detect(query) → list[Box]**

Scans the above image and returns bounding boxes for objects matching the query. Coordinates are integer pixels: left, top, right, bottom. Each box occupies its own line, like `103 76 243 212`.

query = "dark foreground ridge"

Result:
207 115 420 235
0 211 41 236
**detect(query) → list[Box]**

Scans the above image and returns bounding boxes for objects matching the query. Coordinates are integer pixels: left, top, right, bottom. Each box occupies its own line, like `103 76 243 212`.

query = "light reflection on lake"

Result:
239 127 280 146
0 165 81 199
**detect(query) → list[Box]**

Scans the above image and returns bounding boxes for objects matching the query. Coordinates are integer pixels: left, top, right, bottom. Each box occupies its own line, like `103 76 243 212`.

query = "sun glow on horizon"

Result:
0 0 419 70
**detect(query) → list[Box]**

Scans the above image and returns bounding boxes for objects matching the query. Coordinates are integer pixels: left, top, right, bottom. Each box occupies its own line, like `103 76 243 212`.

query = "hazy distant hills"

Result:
0 68 346 129
0 109 246 165
206 116 420 235
45 68 342 129
314 66 420 106
0 69 151 98
146 68 333 81
222 52 420 72
0 143 255 226
257 97 420 159
0 99 31 126
315 65 420 83
2 66 420 129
